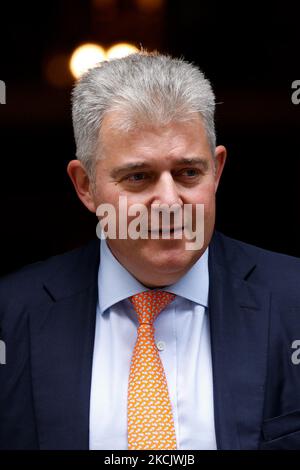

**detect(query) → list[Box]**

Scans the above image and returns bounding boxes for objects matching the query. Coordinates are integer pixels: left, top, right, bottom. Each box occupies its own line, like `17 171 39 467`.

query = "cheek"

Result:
193 184 216 233
94 183 119 208
187 181 216 207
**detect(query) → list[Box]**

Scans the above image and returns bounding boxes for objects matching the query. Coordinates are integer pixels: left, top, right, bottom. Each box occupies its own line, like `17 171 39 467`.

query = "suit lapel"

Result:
209 233 270 449
29 240 99 449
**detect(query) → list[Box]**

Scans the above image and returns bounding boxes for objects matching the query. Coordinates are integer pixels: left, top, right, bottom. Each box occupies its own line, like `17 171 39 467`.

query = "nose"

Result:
151 172 183 207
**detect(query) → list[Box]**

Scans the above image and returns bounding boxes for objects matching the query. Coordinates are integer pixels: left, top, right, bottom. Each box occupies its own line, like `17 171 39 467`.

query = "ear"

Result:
67 160 96 213
214 145 227 191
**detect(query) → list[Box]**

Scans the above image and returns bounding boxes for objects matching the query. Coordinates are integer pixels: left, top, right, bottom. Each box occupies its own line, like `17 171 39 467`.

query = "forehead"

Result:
99 112 212 165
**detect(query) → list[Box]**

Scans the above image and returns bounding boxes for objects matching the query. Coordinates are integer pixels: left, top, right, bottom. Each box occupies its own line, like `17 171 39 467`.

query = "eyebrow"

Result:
110 157 209 179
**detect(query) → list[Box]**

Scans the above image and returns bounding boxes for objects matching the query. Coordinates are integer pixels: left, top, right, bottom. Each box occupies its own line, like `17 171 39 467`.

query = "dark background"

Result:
0 0 299 276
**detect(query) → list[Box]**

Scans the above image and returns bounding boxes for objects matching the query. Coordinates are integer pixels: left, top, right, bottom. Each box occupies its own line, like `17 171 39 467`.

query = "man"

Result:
1 51 300 450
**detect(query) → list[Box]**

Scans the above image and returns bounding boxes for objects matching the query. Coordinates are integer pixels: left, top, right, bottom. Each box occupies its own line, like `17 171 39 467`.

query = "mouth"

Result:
148 226 184 235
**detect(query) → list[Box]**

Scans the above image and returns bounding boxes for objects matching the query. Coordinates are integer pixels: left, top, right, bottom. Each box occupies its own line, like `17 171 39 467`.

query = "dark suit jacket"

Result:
1 231 300 450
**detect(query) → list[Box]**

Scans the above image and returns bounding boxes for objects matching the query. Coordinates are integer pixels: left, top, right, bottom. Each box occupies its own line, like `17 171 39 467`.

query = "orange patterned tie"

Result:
127 290 177 450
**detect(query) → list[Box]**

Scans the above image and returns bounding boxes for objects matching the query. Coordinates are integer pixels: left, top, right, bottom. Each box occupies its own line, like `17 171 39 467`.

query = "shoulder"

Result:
218 231 300 264
0 239 99 318
214 231 300 292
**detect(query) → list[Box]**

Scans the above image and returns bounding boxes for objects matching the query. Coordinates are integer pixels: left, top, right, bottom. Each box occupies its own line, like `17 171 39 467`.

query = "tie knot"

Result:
130 290 176 325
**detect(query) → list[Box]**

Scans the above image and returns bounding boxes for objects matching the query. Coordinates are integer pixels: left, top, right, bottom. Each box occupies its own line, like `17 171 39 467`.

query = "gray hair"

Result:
71 51 216 176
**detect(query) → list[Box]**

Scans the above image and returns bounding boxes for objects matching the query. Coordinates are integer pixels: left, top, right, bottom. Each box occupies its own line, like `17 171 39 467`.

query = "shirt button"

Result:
156 341 166 351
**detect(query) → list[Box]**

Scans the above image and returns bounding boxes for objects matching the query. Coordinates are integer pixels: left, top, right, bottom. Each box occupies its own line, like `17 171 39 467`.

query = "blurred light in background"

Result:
92 0 117 8
135 0 165 13
68 42 139 80
45 54 73 88
69 43 106 79
106 43 139 60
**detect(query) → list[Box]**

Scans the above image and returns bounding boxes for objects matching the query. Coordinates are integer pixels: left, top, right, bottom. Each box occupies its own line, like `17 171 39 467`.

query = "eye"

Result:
125 172 149 182
179 168 201 177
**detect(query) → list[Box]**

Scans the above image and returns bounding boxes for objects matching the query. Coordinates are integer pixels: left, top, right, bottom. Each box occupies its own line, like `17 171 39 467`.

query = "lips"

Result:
148 226 184 234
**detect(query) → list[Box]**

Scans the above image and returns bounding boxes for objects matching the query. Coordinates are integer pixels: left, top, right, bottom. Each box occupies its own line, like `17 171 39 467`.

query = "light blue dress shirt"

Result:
89 239 217 450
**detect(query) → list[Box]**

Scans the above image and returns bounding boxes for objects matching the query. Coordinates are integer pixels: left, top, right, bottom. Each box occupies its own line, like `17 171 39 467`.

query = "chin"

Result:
145 247 197 274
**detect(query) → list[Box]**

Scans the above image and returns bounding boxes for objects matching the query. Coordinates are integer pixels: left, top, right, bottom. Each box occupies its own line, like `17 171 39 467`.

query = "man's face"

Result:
90 112 226 287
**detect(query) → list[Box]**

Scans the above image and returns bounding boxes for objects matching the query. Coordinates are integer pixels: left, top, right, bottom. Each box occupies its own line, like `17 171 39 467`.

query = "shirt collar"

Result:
98 238 209 315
